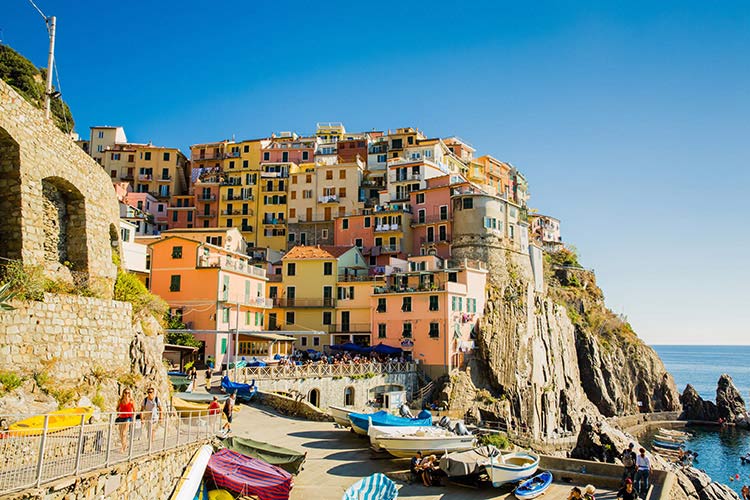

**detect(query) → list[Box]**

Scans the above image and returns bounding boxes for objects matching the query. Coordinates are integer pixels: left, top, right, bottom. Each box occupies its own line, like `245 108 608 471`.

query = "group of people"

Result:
567 485 597 500
620 443 651 500
410 451 445 487
115 387 164 453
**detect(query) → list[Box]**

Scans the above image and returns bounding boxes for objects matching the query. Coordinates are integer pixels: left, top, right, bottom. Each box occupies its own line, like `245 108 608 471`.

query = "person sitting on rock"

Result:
741 484 749 500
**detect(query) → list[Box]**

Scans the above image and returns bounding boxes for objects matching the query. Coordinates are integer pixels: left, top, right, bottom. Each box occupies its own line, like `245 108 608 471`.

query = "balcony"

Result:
197 194 216 201
328 323 371 333
379 244 402 254
120 173 134 180
221 179 243 187
191 152 223 161
249 296 273 308
373 283 446 294
318 195 339 204
138 174 153 181
261 171 289 178
420 237 451 245
225 151 240 158
222 193 254 201
412 214 450 226
197 253 267 278
261 184 286 193
196 212 217 218
221 209 253 216
157 175 172 182
262 218 285 225
391 173 422 183
337 274 383 282
374 224 401 232
274 298 336 308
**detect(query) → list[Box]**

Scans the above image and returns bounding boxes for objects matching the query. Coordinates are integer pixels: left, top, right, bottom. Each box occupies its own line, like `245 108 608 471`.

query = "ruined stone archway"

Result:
41 176 88 271
0 127 22 262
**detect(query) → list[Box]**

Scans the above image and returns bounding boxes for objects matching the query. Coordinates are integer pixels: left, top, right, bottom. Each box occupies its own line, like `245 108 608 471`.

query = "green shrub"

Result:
479 433 510 449
114 270 167 322
0 371 23 393
91 389 105 410
0 261 45 300
33 371 50 393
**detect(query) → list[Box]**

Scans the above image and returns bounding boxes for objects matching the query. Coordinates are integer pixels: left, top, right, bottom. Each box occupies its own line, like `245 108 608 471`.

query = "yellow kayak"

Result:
3 407 94 438
208 490 234 500
172 397 241 417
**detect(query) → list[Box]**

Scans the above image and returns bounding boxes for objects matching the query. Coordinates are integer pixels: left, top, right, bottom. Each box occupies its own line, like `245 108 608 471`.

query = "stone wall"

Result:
0 79 119 296
0 441 209 500
257 390 334 421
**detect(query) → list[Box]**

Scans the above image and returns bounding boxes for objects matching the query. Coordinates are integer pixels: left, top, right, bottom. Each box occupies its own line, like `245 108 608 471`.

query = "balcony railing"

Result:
337 274 383 282
273 298 336 308
412 214 450 225
0 409 220 494
374 224 401 232
373 283 446 294
196 212 217 218
222 193 254 201
391 173 422 182
318 195 339 203
374 244 401 254
192 152 223 161
220 179 243 187
262 219 285 225
138 174 152 181
328 323 371 333
221 209 253 216
120 173 134 180
238 361 416 381
261 184 286 192
420 237 451 245
157 175 172 182
197 253 267 278
197 194 216 201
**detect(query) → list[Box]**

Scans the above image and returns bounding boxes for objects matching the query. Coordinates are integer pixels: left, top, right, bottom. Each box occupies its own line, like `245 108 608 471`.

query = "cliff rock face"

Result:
680 384 719 421
715 374 748 425
445 246 680 440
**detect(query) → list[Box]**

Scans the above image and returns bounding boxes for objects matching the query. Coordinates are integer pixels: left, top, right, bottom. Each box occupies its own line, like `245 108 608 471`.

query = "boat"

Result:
170 374 193 392
328 405 354 427
368 424 475 457
653 439 683 450
1 407 94 438
172 397 240 418
348 410 432 436
486 451 540 486
221 376 258 402
659 428 691 438
343 473 398 500
440 445 502 478
515 471 553 499
168 444 213 500
205 448 293 500
222 436 306 475
741 453 750 464
173 392 229 404
654 434 686 443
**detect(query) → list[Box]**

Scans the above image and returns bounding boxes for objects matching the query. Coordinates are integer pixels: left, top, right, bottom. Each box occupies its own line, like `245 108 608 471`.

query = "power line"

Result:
25 0 47 23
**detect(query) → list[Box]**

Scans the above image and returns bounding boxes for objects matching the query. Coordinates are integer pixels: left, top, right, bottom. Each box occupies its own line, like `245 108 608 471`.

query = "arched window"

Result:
308 388 320 407
344 386 355 406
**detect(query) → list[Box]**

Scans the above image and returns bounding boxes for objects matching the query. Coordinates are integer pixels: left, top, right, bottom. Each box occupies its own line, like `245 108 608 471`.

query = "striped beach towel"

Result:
206 449 293 500
342 473 398 500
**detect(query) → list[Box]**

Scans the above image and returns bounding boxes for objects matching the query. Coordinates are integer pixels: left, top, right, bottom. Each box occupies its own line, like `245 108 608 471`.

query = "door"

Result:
324 207 332 220
323 286 333 307
286 286 296 307
300 232 307 245
341 311 350 333
268 313 277 330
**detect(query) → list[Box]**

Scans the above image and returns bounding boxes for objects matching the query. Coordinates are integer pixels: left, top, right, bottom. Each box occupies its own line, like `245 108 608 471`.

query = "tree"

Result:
164 313 202 348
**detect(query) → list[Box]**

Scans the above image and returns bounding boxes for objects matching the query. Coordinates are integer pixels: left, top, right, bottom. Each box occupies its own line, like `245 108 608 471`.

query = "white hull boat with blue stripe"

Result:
487 452 540 486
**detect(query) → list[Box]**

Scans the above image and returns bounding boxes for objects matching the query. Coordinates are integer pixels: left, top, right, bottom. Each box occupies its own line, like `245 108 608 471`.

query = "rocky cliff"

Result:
441 246 680 440
680 375 749 428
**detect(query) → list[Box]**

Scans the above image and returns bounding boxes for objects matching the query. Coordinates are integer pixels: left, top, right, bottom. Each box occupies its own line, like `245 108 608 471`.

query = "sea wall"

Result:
257 390 333 421
0 441 207 500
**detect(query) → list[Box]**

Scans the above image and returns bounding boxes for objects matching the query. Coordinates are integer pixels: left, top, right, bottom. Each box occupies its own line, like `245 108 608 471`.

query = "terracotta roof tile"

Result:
282 245 336 260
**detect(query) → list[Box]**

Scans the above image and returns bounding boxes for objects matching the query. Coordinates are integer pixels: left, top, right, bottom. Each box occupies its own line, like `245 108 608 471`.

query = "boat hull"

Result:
653 439 682 450
487 452 540 486
169 444 213 500
343 473 398 500
222 436 306 475
174 392 228 404
514 471 553 499
3 407 94 438
378 435 476 458
348 410 432 435
328 405 353 427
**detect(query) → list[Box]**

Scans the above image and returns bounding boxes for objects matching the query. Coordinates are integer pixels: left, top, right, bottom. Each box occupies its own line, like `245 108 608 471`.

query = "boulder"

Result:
570 415 631 463
680 385 719 421
675 467 740 500
715 374 749 426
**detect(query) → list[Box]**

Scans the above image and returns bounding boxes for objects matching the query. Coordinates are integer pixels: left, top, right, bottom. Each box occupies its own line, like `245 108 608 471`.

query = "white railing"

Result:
238 361 416 381
0 408 220 494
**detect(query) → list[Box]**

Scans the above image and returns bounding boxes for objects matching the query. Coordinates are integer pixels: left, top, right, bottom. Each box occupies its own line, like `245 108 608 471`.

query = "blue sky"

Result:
3 1 749 345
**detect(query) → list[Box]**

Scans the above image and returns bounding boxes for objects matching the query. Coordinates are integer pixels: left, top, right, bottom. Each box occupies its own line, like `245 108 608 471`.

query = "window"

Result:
467 298 477 313
144 152 152 161
342 219 349 229
292 176 298 184
287 263 296 276
416 193 425 204
452 296 463 311
112 153 121 161
243 160 248 168
322 311 332 325
509 224 515 239
339 169 346 179
169 275 181 292
462 198 473 209
286 311 295 325
448 272 458 282
322 229 329 239
313 336 320 346
245 281 251 303
302 151 309 160
263 152 270 161
171 246 183 259
244 145 250 153
290 191 297 200
378 324 386 338
402 322 412 338
429 322 440 338
344 386 354 406
440 205 448 220
306 174 312 183
338 187 346 198
377 298 386 313
128 154 134 162
391 138 402 149
222 307 230 323
300 336 307 347
324 262 333 275
229 160 235 169
401 296 412 312
377 154 386 163
429 295 439 311
326 170 333 180
97 131 104 139
96 145 103 152
354 238 363 248
163 152 170 161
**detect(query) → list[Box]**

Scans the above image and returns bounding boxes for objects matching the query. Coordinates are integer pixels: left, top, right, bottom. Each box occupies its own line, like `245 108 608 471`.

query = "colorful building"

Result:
529 213 562 250
334 205 414 266
409 176 470 259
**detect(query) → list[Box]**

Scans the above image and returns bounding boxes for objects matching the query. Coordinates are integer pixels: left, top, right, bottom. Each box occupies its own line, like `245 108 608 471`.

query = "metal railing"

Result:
328 323 371 333
238 361 416 381
273 297 335 308
0 409 221 494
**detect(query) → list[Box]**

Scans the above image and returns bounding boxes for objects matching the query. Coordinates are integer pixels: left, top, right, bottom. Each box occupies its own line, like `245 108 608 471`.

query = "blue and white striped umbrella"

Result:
342 473 398 500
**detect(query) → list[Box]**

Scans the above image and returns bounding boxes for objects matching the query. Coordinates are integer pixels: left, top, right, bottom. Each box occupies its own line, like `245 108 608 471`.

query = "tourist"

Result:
621 442 637 483
634 447 651 498
568 486 583 500
584 484 596 500
208 395 221 429
115 389 135 453
140 387 163 442
741 485 749 500
617 479 638 500
205 368 212 391
419 454 439 486
222 392 236 436
410 451 423 482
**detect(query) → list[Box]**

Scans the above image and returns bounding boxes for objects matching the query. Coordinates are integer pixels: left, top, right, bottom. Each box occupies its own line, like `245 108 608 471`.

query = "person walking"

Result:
634 447 651 498
205 367 212 392
621 442 637 483
221 392 236 436
115 389 135 453
140 387 163 442
208 395 221 430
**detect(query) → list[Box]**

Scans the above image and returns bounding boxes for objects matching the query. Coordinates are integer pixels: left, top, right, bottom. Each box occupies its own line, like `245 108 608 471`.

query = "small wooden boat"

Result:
655 434 686 443
653 439 682 450
174 392 228 404
222 436 306 475
343 473 398 500
659 428 691 438
1 407 94 438
368 424 475 457
348 410 432 436
169 444 213 500
205 449 293 500
328 405 354 427
515 471 553 499
487 452 540 487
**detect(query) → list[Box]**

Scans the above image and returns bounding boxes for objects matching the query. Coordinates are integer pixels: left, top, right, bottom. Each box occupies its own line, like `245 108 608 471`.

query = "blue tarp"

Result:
221 376 258 402
348 410 432 433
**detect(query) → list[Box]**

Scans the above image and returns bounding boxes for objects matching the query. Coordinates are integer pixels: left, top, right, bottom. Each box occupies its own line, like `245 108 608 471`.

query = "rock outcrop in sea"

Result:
680 374 749 428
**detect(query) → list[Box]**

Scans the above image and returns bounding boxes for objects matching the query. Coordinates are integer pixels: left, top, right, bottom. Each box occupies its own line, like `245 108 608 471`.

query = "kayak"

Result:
168 444 213 500
514 471 553 499
2 407 94 438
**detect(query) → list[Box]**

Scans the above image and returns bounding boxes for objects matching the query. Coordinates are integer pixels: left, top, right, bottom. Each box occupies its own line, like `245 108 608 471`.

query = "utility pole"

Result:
44 15 56 120
234 299 240 380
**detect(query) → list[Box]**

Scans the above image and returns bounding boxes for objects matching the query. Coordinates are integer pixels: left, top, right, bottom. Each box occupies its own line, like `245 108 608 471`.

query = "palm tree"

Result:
0 282 17 310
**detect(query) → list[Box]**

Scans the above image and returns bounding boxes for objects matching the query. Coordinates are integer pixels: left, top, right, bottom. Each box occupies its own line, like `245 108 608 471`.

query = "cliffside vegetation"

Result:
0 43 74 134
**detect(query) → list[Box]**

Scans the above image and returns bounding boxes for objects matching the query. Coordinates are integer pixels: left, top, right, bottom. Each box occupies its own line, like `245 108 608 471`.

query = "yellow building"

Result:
89 126 127 165
332 275 383 346
131 145 189 199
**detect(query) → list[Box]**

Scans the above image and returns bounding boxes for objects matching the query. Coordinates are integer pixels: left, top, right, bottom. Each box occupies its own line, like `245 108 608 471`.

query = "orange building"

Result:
148 236 272 367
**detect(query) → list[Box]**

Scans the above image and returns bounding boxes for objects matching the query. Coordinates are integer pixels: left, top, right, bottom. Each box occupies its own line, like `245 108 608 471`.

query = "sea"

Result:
651 345 750 494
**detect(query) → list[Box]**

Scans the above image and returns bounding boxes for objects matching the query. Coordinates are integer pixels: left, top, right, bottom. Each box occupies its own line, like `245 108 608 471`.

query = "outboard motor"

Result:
455 421 469 436
438 416 451 428
399 405 414 418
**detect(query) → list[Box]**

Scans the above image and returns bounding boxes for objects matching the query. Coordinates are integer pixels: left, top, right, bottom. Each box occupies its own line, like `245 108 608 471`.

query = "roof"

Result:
282 245 337 260
319 245 355 258
164 343 199 352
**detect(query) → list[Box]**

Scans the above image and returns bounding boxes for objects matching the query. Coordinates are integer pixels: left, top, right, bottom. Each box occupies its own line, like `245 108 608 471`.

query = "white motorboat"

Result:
658 428 691 438
486 451 540 486
169 444 213 500
329 405 355 427
368 424 475 457
654 434 686 443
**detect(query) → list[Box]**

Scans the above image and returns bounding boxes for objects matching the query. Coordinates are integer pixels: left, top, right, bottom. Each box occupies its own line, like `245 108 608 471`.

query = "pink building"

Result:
369 255 487 378
409 176 469 259
261 134 316 164
167 195 197 229
333 207 413 267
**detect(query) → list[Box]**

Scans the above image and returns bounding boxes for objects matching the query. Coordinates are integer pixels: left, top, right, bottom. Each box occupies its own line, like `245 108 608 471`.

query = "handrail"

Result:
0 408 220 494
238 361 417 381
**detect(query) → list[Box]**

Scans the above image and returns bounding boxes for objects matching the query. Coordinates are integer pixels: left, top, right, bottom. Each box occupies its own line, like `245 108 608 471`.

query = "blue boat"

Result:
348 410 431 435
343 473 398 500
653 439 683 450
221 376 258 402
514 471 553 499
